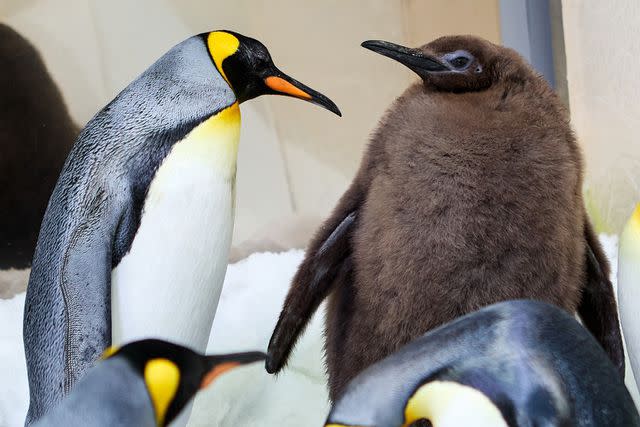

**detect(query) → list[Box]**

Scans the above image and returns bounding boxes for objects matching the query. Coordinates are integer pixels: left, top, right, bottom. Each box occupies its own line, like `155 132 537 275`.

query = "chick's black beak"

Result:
361 40 449 76
263 68 342 116
200 351 266 389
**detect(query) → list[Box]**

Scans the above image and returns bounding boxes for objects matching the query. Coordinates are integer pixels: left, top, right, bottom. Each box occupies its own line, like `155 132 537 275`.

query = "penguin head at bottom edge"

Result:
103 339 266 427
325 378 509 427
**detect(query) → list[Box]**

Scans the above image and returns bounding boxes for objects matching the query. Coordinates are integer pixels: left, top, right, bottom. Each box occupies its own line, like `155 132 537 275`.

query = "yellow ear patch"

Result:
207 31 240 85
403 381 507 427
144 358 181 426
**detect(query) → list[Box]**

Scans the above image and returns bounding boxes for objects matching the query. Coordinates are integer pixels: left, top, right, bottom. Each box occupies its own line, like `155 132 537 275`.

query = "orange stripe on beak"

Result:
265 76 312 100
200 362 241 389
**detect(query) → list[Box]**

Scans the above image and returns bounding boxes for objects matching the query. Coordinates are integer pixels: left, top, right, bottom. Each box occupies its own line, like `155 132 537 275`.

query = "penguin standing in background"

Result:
23 30 340 424
325 300 639 427
0 24 78 274
267 35 624 399
618 203 640 390
33 339 265 427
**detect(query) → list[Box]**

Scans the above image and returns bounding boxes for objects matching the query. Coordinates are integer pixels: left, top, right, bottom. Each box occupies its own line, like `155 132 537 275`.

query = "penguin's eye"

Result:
450 56 470 69
443 51 475 71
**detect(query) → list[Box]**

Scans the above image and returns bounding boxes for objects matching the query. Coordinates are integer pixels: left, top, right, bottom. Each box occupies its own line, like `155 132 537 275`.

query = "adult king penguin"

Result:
267 35 624 399
618 203 640 390
23 30 340 424
33 339 265 427
325 300 639 427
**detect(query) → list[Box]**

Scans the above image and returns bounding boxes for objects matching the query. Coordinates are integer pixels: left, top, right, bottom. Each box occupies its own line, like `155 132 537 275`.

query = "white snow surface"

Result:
0 292 28 427
0 240 638 426
0 250 329 427
189 250 329 426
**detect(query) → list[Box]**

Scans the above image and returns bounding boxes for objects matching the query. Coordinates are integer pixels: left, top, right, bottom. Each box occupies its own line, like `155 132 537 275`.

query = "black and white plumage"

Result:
326 300 639 427
23 30 339 424
32 339 265 427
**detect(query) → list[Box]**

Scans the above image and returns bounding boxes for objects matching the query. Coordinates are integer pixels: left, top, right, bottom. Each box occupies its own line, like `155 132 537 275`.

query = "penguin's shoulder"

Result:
28 116 147 285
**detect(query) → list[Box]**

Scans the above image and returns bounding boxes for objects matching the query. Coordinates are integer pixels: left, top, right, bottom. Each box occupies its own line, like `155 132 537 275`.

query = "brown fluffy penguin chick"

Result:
266 35 624 400
0 24 78 269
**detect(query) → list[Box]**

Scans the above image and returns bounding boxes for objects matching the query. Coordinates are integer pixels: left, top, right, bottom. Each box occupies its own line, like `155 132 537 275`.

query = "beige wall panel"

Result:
3 0 107 124
242 0 413 217
234 102 293 244
562 0 640 232
403 0 501 46
91 0 192 96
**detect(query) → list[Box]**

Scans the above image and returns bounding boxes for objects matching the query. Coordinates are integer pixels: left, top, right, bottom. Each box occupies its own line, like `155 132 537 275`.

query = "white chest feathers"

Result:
111 103 241 351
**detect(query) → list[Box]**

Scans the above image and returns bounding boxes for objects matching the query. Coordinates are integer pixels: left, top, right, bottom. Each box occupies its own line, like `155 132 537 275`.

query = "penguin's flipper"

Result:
266 188 362 374
59 191 117 386
24 186 123 424
266 140 381 374
578 218 625 376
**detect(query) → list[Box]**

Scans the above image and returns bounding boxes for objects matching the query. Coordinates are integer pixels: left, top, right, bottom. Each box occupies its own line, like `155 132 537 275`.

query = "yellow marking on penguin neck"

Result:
207 31 240 86
161 102 241 183
403 381 507 427
144 358 181 427
192 102 240 177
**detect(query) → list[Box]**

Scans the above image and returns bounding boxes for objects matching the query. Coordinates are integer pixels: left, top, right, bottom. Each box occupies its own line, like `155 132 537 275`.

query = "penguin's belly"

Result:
111 178 233 350
111 103 240 351
354 174 581 330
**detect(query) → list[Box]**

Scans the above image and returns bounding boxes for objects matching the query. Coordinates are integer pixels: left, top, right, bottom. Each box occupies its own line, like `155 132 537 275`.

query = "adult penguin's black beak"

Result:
362 39 449 76
263 68 342 117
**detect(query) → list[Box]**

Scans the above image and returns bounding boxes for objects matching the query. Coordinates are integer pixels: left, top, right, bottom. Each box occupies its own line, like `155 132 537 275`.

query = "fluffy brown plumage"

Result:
267 35 623 400
0 24 78 269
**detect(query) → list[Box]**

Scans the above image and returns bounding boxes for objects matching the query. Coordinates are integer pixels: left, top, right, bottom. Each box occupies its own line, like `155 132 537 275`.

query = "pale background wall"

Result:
561 0 640 233
1 0 500 249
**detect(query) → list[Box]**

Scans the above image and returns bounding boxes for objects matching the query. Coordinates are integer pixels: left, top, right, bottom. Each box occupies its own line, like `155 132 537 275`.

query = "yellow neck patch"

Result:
144 358 181 427
179 102 241 178
207 31 240 86
403 381 507 427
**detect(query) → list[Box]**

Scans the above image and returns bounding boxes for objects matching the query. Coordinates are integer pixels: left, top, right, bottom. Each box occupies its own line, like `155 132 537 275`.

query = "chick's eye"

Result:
450 56 470 68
